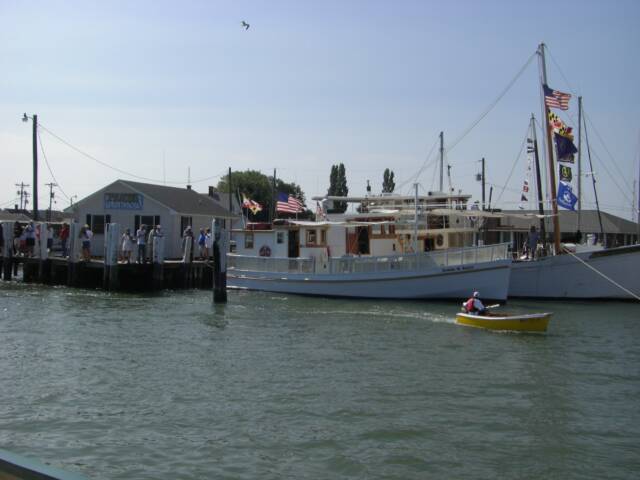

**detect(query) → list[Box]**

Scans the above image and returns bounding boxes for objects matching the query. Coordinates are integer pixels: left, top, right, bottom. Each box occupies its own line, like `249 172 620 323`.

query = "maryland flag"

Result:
548 111 574 140
242 194 263 215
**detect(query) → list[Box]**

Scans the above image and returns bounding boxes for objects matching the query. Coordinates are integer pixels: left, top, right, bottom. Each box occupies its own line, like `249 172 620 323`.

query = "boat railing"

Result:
228 243 509 275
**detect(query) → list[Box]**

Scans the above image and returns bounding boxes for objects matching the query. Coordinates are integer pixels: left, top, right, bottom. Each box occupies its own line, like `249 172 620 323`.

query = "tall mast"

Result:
530 114 547 246
481 157 486 210
439 131 444 192
538 43 562 254
577 96 583 234
413 183 419 253
32 114 39 221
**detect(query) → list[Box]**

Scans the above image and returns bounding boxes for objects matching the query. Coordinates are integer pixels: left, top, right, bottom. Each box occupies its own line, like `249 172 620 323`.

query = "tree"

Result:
327 163 348 213
382 168 395 193
217 170 310 221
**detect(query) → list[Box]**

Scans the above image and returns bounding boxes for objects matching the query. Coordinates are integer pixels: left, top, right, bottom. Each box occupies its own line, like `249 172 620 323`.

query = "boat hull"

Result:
456 312 551 332
509 245 640 300
228 260 511 300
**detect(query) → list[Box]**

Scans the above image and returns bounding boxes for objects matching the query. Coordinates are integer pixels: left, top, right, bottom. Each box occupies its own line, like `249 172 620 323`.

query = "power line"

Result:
36 122 225 185
38 131 70 202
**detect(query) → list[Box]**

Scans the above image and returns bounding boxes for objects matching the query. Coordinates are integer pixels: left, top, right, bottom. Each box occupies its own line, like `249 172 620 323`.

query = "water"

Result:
1 283 639 479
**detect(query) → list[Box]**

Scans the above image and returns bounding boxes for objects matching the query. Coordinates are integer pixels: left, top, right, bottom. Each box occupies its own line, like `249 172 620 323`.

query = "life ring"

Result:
259 245 272 257
436 234 444 247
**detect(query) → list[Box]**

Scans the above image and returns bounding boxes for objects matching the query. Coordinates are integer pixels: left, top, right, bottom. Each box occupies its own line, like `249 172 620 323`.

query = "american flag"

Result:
543 84 571 110
276 192 304 214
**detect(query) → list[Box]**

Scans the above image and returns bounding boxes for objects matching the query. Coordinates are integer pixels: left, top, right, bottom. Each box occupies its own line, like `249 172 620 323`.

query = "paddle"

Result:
485 304 501 309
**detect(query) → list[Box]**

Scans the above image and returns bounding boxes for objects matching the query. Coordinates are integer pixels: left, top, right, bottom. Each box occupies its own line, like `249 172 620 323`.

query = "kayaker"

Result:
463 291 486 315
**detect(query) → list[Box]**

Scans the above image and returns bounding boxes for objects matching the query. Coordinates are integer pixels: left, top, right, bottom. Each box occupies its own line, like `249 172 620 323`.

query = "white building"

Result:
69 180 237 259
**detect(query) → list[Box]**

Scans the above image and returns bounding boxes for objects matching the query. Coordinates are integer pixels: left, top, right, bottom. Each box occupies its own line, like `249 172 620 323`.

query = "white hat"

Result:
473 291 480 298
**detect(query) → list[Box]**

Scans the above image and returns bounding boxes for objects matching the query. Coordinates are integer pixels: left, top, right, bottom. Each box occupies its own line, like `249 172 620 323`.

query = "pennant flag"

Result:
557 182 578 210
554 133 578 163
276 192 304 214
242 194 263 215
559 164 573 183
544 84 571 110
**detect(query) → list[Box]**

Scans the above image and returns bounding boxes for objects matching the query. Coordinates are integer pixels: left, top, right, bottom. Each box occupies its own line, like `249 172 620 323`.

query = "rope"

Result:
562 248 640 302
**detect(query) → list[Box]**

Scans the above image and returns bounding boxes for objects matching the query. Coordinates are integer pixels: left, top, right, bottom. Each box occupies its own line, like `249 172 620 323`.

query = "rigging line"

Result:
447 50 537 153
546 46 577 95
583 110 634 199
495 123 530 205
562 248 640 302
37 123 225 185
396 134 440 190
37 132 71 201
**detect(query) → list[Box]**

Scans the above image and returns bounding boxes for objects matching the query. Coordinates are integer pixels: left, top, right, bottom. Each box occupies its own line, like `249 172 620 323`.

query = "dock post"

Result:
38 222 52 284
67 222 81 287
103 223 120 290
181 234 193 288
213 218 228 303
1 222 13 281
152 233 165 290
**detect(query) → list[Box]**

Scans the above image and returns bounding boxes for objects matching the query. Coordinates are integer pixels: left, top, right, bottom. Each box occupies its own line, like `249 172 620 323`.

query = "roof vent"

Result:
186 184 192 190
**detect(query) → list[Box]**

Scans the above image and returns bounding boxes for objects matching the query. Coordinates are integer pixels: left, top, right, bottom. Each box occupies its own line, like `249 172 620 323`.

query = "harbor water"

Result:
1 283 639 479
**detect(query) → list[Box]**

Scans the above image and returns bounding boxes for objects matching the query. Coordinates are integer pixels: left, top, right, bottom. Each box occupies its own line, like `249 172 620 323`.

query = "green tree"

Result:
327 163 348 213
382 168 395 193
217 170 310 221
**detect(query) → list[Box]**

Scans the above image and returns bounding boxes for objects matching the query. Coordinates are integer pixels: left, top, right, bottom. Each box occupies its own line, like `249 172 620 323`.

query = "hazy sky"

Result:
2 0 639 218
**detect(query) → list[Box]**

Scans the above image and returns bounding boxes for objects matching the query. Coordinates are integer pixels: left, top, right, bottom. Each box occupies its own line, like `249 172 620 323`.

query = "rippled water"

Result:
1 283 639 479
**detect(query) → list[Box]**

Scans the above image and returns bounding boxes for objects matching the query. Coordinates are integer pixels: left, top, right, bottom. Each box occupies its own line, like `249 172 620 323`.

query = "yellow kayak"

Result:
456 311 552 333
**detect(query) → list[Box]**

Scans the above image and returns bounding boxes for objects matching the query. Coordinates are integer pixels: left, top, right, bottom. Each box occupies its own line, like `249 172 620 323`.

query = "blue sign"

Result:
557 182 577 211
104 193 144 210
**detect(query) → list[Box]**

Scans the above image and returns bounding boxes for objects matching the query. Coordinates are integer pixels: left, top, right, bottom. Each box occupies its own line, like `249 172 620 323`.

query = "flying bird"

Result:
241 21 250 30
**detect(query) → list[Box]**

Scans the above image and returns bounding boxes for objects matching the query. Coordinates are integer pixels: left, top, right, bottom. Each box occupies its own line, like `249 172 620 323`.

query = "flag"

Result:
557 181 578 210
559 164 573 182
276 192 304 214
548 111 574 139
242 194 262 215
543 84 571 110
554 133 578 163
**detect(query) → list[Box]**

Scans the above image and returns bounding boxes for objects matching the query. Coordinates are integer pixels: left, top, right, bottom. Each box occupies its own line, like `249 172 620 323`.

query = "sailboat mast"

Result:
530 114 547 244
577 96 583 233
413 183 419 253
439 131 444 193
538 43 562 254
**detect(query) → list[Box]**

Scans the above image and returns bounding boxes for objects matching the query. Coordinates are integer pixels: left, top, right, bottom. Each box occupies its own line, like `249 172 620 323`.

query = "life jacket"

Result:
465 298 476 312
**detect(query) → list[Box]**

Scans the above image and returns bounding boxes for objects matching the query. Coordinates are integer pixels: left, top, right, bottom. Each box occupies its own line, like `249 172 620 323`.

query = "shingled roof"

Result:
72 180 237 218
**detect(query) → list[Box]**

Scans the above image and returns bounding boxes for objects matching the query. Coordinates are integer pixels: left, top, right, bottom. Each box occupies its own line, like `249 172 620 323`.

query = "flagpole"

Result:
538 43 562 255
577 96 582 236
530 114 547 248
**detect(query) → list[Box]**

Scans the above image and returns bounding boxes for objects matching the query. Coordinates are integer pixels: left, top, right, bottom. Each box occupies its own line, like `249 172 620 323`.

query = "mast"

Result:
538 43 562 254
577 96 582 234
32 114 39 221
481 157 486 210
413 183 419 253
530 114 547 247
439 131 444 192
582 108 606 246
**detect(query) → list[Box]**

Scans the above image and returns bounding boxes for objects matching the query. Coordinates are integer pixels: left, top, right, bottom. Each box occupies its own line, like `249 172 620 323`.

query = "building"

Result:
68 180 237 258
486 209 639 249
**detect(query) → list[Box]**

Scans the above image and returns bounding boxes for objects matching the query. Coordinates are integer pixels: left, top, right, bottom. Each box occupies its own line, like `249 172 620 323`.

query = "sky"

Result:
1 0 639 219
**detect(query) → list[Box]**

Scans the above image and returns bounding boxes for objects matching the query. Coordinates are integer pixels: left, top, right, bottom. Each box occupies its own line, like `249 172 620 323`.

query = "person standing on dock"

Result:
59 223 69 258
24 222 36 257
121 228 133 263
136 225 147 264
80 224 93 261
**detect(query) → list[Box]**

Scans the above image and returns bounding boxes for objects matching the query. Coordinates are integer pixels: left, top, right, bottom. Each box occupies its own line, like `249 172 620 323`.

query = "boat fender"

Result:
259 245 271 257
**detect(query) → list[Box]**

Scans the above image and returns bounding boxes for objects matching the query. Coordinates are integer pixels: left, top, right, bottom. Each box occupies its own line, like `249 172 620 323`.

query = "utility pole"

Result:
481 157 486 211
439 131 444 192
15 182 30 210
45 182 57 222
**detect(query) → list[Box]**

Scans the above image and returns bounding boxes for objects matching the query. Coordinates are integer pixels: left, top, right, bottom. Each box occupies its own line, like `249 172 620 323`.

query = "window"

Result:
245 233 254 249
180 216 192 236
86 214 111 235
276 232 285 244
136 215 160 232
306 229 317 245
320 229 327 245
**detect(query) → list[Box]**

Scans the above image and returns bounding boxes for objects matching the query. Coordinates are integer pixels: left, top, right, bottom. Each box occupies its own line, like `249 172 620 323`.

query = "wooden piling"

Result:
152 234 165 290
103 223 120 290
67 222 81 287
181 234 193 289
213 218 228 303
1 222 13 281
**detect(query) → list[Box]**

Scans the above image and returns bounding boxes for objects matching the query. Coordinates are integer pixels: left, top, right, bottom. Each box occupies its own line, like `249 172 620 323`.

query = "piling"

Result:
67 222 82 287
1 222 13 281
152 233 165 290
38 222 52 284
181 234 193 288
213 218 228 303
103 223 120 290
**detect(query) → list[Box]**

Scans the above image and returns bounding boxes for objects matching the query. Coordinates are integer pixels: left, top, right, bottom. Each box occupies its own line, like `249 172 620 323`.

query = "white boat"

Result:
227 243 511 300
509 244 640 300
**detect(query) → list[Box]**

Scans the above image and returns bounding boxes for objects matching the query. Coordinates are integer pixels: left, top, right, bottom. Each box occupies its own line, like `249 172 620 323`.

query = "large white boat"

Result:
227 190 512 300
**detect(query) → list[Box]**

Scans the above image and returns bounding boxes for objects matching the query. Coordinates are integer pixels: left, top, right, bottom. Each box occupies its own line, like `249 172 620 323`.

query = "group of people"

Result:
120 225 163 264
182 226 213 261
5 221 71 258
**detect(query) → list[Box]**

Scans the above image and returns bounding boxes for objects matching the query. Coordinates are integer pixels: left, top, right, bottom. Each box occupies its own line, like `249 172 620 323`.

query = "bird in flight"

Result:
241 21 250 30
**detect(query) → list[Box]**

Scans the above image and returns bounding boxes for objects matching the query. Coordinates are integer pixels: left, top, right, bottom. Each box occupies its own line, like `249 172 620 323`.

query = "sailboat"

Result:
508 43 640 300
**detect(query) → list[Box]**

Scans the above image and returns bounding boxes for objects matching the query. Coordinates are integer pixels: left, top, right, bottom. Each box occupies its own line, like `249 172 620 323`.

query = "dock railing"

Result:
228 243 509 275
